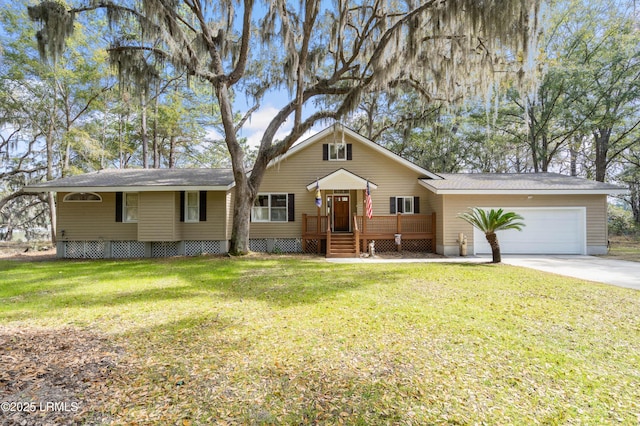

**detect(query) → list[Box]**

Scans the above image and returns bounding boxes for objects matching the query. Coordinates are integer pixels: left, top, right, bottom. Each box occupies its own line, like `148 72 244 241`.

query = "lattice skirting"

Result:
250 238 302 253
62 238 318 258
361 238 434 253
302 239 319 254
64 241 106 259
151 242 179 258
112 241 146 258
249 239 268 252
272 238 302 253
402 239 434 252
63 240 227 258
185 240 222 256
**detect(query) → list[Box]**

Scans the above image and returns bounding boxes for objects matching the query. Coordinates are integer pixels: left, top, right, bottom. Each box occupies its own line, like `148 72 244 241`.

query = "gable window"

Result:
329 143 346 161
252 193 295 222
390 196 420 214
185 191 199 222
123 193 139 223
63 192 102 202
322 143 353 161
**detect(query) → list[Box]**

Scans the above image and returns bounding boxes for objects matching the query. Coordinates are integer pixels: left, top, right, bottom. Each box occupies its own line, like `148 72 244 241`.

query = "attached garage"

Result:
419 173 627 256
473 207 586 255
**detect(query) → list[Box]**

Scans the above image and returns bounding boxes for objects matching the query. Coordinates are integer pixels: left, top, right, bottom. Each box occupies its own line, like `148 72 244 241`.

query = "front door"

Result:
333 195 350 232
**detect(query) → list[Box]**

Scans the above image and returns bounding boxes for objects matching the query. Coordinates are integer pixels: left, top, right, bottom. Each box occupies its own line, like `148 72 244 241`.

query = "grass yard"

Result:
606 235 640 262
1 256 639 425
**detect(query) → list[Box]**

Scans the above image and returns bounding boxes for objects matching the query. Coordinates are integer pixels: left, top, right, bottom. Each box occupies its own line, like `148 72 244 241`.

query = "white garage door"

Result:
473 207 586 255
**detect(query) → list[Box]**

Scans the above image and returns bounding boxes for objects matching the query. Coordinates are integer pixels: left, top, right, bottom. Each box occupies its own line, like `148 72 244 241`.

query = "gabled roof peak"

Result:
305 168 378 191
269 124 442 180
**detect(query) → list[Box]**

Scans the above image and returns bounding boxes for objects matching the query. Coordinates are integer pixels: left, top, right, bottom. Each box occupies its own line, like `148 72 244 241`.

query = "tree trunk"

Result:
229 181 254 255
541 134 549 172
630 181 640 224
569 137 579 177
153 81 160 168
45 128 57 244
47 192 57 244
141 91 149 168
169 135 176 168
527 101 540 173
215 77 256 255
46 123 57 243
118 108 127 169
593 128 611 182
485 231 501 263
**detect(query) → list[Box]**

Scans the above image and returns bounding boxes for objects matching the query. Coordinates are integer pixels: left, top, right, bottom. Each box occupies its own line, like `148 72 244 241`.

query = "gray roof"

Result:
23 168 235 192
24 168 627 195
420 173 627 194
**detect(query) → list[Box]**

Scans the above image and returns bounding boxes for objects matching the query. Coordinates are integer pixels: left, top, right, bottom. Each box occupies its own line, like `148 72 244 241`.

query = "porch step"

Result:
327 233 358 258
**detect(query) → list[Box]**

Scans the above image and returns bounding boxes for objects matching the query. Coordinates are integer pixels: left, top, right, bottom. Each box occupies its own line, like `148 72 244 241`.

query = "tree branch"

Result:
235 103 260 134
0 190 44 212
228 0 254 85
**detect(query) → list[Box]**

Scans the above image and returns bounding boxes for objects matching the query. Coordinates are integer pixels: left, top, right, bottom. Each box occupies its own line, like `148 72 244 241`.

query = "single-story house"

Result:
23 124 626 258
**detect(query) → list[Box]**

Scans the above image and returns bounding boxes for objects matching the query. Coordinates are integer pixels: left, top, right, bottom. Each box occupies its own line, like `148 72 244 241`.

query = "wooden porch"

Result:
302 213 436 258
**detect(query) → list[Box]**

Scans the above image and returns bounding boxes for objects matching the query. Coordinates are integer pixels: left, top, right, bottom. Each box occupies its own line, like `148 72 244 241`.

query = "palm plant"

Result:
458 208 525 263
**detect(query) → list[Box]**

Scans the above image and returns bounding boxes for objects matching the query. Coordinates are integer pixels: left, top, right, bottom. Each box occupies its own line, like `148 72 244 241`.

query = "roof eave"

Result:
23 183 236 193
419 185 627 196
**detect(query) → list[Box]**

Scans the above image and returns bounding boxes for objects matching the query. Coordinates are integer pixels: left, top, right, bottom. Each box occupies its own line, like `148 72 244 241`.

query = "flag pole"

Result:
315 178 321 234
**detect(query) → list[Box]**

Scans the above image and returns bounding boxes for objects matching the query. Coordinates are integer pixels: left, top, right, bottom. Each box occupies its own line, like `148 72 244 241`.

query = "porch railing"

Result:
302 214 330 235
353 214 360 256
302 213 436 254
304 214 435 235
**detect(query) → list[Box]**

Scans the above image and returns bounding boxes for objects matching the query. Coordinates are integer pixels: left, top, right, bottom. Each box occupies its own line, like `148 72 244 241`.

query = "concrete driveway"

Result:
500 255 640 290
328 254 639 290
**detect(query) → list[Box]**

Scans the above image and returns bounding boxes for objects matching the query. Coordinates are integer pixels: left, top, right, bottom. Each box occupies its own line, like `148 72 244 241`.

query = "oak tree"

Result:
29 0 541 254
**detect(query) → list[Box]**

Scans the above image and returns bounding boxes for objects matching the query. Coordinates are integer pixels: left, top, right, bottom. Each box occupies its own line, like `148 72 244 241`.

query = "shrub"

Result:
608 205 639 236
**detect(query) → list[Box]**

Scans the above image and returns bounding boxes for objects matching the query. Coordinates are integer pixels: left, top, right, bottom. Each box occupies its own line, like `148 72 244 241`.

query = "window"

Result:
63 192 102 202
329 143 346 161
185 191 199 222
252 194 289 222
323 143 352 161
398 196 414 214
123 193 138 222
180 191 206 222
390 196 419 214
270 194 288 221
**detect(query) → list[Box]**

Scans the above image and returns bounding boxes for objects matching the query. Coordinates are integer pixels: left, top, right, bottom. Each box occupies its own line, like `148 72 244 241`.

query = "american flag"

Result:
365 181 373 219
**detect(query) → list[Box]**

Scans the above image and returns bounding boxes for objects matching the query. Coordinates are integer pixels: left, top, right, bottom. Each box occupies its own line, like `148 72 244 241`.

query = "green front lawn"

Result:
1 256 639 424
605 235 640 262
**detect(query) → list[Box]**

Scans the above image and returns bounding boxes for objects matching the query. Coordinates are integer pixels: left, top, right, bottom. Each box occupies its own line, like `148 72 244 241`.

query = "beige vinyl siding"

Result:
433 193 444 252
177 191 228 240
137 192 177 241
439 194 608 248
226 191 234 240
250 133 435 239
57 192 137 240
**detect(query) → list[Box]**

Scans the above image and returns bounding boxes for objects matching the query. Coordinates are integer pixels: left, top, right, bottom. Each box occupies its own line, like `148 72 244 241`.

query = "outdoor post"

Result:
317 199 321 254
362 189 368 250
432 213 437 252
396 214 402 252
302 214 307 252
